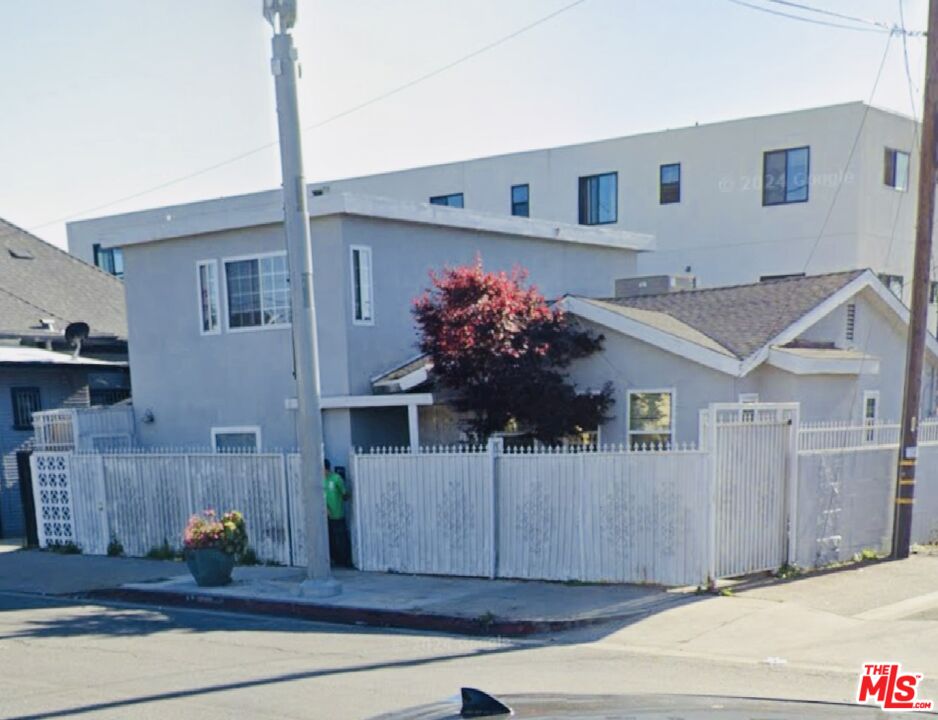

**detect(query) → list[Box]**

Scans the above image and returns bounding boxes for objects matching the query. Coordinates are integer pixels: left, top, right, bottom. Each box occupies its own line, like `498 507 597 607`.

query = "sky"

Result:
0 0 929 249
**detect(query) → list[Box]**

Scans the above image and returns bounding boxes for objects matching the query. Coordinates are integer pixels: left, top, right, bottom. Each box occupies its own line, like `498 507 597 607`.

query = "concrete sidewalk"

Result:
0 549 684 636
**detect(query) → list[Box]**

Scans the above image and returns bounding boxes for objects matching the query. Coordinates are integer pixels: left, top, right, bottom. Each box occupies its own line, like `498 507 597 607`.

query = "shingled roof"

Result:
0 218 126 339
584 270 867 360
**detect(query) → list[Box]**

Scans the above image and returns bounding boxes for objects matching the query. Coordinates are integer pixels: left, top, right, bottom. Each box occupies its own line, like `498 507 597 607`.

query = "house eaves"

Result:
69 192 655 254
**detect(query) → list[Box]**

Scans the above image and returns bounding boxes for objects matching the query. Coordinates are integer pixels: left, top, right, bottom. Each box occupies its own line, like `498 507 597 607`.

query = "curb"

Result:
81 586 658 637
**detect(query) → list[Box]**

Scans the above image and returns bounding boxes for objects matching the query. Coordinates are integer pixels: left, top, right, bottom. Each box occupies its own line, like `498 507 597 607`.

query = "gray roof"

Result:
591 270 866 359
0 218 126 339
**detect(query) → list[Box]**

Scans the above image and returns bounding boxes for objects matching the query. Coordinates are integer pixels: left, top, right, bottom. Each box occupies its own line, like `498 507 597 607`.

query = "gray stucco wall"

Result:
0 366 90 537
568 287 938 446
121 214 639 457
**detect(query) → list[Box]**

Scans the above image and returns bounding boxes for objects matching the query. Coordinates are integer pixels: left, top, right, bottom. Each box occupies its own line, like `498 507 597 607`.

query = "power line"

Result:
800 32 895 271
766 0 925 36
726 0 919 35
26 0 589 234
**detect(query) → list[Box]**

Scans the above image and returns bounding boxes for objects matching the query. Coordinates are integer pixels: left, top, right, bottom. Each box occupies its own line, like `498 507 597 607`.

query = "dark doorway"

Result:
16 451 38 546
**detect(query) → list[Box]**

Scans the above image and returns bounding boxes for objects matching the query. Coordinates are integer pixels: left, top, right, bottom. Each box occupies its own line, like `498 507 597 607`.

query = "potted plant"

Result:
182 509 248 587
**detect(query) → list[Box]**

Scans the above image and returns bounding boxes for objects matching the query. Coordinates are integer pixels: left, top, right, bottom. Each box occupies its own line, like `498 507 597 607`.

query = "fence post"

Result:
487 437 502 579
280 452 293 567
95 452 110 553
352 449 363 570
184 454 194 517
786 404 801 566
706 404 718 583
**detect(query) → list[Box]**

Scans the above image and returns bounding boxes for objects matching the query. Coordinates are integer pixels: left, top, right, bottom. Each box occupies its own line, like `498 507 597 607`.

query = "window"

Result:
89 371 130 406
197 260 220 335
884 148 910 191
93 244 124 279
578 172 617 225
11 387 41 430
224 253 291 330
879 273 904 299
763 146 809 206
350 245 374 325
930 282 938 304
627 389 673 449
863 391 879 443
659 163 681 204
846 303 857 342
429 193 464 208
211 426 260 453
511 184 530 217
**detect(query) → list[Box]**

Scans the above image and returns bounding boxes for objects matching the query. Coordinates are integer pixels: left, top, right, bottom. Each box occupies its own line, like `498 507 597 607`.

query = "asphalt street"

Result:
0 590 890 720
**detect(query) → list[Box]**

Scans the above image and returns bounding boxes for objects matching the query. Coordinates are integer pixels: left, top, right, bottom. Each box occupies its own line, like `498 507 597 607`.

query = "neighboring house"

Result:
561 270 938 446
0 218 129 537
68 103 917 304
66 192 653 467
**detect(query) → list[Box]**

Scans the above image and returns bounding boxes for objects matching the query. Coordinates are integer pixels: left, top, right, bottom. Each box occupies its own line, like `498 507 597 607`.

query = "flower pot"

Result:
185 548 235 587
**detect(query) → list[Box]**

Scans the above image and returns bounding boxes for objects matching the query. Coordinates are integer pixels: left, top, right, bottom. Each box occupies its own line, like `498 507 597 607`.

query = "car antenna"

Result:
460 687 512 717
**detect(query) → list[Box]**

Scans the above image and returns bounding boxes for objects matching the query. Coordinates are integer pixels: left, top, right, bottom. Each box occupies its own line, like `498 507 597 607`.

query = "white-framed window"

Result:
196 259 220 335
627 388 674 449
884 148 910 191
223 252 291 331
211 426 261 453
350 245 374 326
863 390 880 443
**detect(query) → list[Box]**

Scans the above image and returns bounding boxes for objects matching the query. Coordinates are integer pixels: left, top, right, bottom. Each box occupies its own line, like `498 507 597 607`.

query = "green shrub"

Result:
106 536 124 557
48 541 81 555
238 547 259 566
145 539 178 561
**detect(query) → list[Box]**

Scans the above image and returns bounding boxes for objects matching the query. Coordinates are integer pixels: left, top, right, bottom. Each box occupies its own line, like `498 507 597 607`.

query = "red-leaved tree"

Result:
413 258 613 444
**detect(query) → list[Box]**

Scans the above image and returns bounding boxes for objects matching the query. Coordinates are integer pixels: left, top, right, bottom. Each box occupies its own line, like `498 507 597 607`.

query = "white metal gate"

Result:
706 403 798 578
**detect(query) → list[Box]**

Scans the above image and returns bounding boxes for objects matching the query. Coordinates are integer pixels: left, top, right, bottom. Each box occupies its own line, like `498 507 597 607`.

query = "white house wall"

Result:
121 214 640 460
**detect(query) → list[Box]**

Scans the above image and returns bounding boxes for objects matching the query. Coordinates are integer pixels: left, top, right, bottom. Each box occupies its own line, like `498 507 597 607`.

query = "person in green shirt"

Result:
323 459 351 567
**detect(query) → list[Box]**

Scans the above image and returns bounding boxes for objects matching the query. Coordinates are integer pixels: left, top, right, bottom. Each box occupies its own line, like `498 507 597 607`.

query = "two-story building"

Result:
67 192 653 466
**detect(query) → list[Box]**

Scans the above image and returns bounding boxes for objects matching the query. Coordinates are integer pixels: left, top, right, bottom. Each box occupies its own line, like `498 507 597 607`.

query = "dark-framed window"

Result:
659 163 681 204
578 172 617 225
92 244 124 279
511 184 530 217
429 193 464 208
11 387 41 430
879 273 904 299
884 148 910 191
762 146 810 206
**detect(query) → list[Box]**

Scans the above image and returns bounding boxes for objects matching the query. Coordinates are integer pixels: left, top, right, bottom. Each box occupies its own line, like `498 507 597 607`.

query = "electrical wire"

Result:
25 0 589 234
726 0 911 35
766 0 925 36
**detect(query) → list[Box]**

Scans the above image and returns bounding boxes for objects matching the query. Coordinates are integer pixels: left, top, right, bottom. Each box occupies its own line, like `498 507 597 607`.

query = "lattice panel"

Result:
33 453 74 546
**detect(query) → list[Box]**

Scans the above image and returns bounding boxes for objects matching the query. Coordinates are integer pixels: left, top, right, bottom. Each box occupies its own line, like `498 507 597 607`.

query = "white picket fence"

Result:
31 450 311 567
28 404 938 587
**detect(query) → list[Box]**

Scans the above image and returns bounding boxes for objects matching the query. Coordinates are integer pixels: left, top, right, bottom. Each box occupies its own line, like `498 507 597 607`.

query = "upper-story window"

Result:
879 273 904 299
224 253 291 331
578 172 617 225
884 148 910 191
197 260 220 335
429 193 464 208
350 245 374 326
659 163 681 204
763 146 809 206
511 184 530 217
93 244 124 279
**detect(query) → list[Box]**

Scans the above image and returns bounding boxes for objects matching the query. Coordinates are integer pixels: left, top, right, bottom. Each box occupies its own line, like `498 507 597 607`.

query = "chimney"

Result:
614 274 696 298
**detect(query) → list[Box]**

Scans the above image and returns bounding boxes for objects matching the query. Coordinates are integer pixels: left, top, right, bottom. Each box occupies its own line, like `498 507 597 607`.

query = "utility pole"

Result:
264 0 338 594
894 0 938 560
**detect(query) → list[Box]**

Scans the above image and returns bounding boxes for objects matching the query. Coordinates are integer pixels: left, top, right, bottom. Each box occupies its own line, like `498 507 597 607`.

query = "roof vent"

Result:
615 274 696 298
38 318 56 331
8 246 34 260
